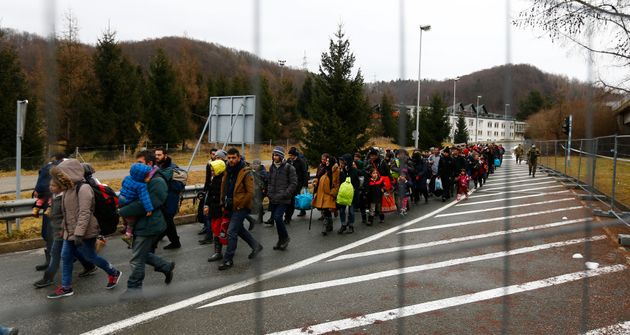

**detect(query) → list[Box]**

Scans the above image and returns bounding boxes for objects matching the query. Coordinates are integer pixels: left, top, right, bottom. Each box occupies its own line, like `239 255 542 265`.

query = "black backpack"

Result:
76 182 120 236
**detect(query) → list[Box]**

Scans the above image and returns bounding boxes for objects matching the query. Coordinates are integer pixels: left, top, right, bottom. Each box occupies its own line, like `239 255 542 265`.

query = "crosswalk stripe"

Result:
436 198 575 217
328 217 591 262
268 265 628 335
482 176 552 186
402 206 584 234
455 190 570 207
199 236 606 308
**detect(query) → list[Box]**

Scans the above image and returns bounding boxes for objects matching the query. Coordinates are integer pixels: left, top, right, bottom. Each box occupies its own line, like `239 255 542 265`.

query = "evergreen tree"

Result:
419 94 450 149
395 106 413 146
277 77 299 139
0 31 44 166
302 26 370 162
231 74 251 95
380 92 396 138
517 90 549 121
145 48 188 145
453 112 469 144
215 74 230 96
259 76 279 141
297 74 313 118
93 29 144 146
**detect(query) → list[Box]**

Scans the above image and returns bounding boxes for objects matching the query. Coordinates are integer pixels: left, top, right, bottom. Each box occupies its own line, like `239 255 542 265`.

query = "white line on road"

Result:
401 206 584 234
436 198 575 217
200 236 606 308
455 190 570 207
472 185 564 198
81 187 466 335
479 180 556 192
268 265 628 335
584 321 630 335
482 176 552 186
328 217 591 262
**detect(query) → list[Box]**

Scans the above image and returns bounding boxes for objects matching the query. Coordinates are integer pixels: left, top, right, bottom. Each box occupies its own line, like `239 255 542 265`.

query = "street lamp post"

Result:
278 59 286 80
452 76 460 116
415 24 431 149
475 95 482 143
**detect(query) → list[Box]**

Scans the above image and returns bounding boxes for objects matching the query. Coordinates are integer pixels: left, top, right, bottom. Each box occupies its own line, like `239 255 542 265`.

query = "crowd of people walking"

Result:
26 141 541 300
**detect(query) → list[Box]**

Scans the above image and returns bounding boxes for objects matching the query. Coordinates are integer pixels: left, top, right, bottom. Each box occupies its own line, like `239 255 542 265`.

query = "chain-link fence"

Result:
534 135 630 223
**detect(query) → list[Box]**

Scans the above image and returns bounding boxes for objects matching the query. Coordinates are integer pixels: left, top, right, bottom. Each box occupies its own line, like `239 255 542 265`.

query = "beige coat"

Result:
52 159 100 240
312 164 340 209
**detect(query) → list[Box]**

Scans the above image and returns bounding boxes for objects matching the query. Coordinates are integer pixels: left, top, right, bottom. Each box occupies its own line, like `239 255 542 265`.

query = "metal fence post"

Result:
577 139 583 183
123 144 126 162
554 140 558 171
610 135 618 211
590 138 598 188
564 140 568 176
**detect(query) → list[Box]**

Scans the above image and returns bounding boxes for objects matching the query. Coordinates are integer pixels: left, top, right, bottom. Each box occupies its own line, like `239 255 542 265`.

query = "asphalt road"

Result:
0 158 629 334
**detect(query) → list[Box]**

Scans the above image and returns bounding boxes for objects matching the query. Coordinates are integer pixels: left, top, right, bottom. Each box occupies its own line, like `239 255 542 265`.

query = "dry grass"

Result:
540 154 630 209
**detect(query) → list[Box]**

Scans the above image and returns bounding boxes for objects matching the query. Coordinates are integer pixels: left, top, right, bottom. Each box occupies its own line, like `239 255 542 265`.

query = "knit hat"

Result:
252 159 262 168
210 159 226 176
272 146 285 159
288 147 299 157
216 150 227 160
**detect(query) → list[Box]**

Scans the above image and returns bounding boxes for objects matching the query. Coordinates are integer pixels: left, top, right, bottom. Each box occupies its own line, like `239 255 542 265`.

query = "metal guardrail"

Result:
1 185 207 233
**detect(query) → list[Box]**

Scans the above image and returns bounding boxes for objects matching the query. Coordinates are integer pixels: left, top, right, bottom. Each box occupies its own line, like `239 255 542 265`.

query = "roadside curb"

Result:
0 214 199 255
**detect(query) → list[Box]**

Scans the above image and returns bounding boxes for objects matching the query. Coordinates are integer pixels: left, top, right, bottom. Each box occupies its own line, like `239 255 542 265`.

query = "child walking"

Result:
366 169 387 225
397 175 413 215
119 163 155 247
455 168 471 201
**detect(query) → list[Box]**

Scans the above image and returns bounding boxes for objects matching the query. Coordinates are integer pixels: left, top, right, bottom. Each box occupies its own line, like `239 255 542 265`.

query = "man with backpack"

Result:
155 148 186 250
267 146 297 250
285 147 308 223
119 150 176 290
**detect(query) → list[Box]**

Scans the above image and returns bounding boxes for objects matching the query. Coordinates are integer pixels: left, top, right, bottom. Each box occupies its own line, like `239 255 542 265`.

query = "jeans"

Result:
61 238 116 288
46 239 91 278
204 215 213 238
271 204 289 241
128 235 173 289
0 326 17 335
339 204 355 226
158 212 180 244
223 209 259 263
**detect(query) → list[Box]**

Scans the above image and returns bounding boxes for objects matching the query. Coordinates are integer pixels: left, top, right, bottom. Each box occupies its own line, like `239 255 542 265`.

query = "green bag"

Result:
336 177 354 206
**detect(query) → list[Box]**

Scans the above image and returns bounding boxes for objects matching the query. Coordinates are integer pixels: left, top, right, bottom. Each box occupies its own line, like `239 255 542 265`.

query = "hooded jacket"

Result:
268 160 298 205
118 167 168 237
51 159 100 240
221 159 254 211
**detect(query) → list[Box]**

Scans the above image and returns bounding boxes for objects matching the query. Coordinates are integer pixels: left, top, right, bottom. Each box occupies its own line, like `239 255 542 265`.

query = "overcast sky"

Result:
0 0 595 83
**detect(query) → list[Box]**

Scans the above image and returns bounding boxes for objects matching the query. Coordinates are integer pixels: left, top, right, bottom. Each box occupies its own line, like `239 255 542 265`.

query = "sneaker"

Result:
35 263 49 272
264 220 274 227
164 262 175 284
78 266 97 278
106 270 122 290
297 211 307 217
218 261 233 271
277 237 291 250
33 277 54 289
347 226 355 234
248 244 263 259
47 286 74 299
198 237 213 245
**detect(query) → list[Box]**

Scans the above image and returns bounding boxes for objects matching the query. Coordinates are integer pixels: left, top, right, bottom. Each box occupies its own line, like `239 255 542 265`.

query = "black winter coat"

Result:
204 172 224 218
268 161 298 205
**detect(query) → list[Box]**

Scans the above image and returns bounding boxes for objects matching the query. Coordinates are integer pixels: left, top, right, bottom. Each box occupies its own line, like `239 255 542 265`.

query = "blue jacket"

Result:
119 163 154 212
159 157 183 216
118 172 168 237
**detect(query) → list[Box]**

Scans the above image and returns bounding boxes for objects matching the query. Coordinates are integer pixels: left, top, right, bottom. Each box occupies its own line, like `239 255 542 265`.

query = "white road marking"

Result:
329 217 591 262
81 189 466 335
200 236 606 308
455 190 570 207
479 180 556 192
436 198 575 217
584 321 630 335
401 206 584 234
482 176 552 186
268 265 628 335
472 185 564 198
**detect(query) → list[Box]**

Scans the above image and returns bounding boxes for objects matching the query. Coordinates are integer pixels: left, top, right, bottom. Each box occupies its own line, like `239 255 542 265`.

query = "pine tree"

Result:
259 76 279 141
419 94 450 149
453 112 469 144
93 28 144 146
277 77 299 139
0 31 44 166
215 74 230 96
302 26 370 162
297 75 313 118
380 92 396 138
395 106 413 146
145 48 188 145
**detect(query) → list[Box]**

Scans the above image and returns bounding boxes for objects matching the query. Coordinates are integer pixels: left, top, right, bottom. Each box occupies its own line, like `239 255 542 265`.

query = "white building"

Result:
446 103 526 143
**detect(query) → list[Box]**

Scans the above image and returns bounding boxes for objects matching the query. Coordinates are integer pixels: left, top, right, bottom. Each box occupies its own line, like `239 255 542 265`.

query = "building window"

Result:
501 132 505 137
501 124 505 129
510 124 514 129
478 130 482 135
468 120 474 127
494 131 499 136
487 122 492 127
494 122 499 128
487 131 491 136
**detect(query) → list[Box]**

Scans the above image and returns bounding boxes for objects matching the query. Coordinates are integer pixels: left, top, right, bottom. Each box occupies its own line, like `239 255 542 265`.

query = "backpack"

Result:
171 167 188 190
76 182 119 236
336 177 354 206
